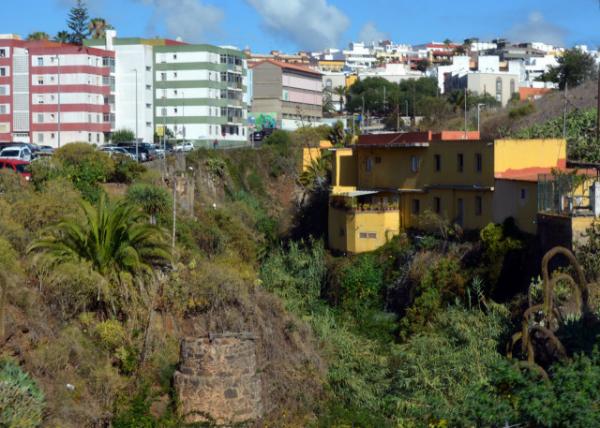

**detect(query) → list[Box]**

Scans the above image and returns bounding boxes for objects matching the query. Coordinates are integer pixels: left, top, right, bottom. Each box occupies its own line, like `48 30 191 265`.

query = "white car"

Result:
174 142 194 152
0 145 32 162
100 146 136 161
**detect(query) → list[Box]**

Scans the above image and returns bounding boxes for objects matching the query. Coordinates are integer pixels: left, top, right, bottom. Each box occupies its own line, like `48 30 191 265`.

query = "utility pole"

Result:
464 87 468 139
172 176 177 255
596 65 600 143
563 82 568 139
132 68 139 162
477 103 485 133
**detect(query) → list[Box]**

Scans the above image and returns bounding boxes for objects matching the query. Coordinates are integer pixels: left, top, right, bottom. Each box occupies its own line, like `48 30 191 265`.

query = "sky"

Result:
5 0 600 52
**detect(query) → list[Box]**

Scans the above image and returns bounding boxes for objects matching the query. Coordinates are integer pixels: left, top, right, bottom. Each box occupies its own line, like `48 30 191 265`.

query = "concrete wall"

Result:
493 179 538 234
331 148 357 192
467 72 519 106
174 333 263 425
494 139 566 173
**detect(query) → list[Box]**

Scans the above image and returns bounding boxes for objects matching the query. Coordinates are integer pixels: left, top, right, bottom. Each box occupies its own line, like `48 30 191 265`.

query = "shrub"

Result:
126 183 171 225
0 359 45 428
111 155 146 184
112 129 135 144
508 102 535 119
337 254 384 314
94 320 127 351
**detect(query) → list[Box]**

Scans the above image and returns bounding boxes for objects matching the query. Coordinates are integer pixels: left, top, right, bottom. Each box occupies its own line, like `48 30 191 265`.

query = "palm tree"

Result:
333 86 348 113
28 195 171 279
27 32 50 41
54 31 70 44
88 18 113 39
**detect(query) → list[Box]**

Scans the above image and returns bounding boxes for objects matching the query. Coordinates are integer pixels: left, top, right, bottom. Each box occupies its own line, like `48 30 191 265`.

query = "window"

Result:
174 108 178 114
37 57 43 66
457 153 464 172
96 133 100 143
173 72 177 78
174 89 178 96
160 72 166 81
359 232 377 239
0 49 5 58
0 85 8 95
475 196 483 216
146 84 152 90
520 188 527 200
0 68 7 77
146 103 151 108
146 66 151 71
37 96 44 104
366 157 373 172
375 156 382 164
475 153 482 172
412 199 420 215
0 105 7 114
37 133 44 143
37 77 44 85
434 154 441 172
88 133 92 143
495 77 503 103
173 54 177 60
37 113 43 123
161 108 167 116
434 197 441 214
51 133 55 139
410 156 420 172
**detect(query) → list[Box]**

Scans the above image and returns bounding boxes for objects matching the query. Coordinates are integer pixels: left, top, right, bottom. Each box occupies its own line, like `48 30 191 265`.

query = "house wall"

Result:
493 179 538 234
494 139 566 173
331 148 357 193
467 72 519 106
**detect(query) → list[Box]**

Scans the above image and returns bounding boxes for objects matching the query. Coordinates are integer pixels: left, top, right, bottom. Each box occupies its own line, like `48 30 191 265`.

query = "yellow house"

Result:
328 131 583 253
302 140 333 172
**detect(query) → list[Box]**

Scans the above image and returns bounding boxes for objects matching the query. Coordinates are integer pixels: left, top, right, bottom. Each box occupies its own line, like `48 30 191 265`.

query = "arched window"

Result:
495 77 503 103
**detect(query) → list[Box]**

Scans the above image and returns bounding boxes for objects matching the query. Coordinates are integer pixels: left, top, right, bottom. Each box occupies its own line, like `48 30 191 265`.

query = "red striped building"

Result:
0 35 114 146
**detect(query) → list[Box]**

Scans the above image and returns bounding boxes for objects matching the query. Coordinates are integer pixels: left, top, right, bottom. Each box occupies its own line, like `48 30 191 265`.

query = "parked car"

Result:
100 146 136 160
36 145 55 157
0 145 32 162
174 142 195 152
0 159 31 181
116 142 157 161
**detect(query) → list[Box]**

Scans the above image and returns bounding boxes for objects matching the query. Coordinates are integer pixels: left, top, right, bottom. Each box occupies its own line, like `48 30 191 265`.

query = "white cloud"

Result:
358 22 387 44
140 0 224 42
246 0 350 50
507 11 567 46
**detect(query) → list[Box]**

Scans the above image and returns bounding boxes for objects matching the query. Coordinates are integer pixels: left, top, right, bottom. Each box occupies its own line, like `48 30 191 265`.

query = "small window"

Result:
37 77 44 85
457 153 464 172
434 154 441 172
521 188 527 200
366 157 373 172
0 49 5 58
412 199 420 215
410 156 420 172
434 197 441 214
174 108 178 114
173 54 177 60
161 107 167 116
96 133 100 143
37 133 44 143
160 72 166 81
475 153 482 172
173 72 177 78
37 57 43 66
37 113 43 123
475 196 483 216
375 156 382 164
145 66 151 71
88 133 92 142
359 232 377 239
0 68 6 77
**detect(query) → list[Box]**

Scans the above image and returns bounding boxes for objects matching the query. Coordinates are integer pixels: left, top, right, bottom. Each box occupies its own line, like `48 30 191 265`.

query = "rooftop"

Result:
249 59 322 76
357 131 481 148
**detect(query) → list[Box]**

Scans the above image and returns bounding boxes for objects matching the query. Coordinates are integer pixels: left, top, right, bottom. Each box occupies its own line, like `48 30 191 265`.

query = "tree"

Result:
415 59 431 72
54 31 70 43
333 86 348 112
26 32 50 41
88 17 113 39
541 48 598 90
112 129 135 144
126 184 171 225
67 0 90 45
28 194 170 279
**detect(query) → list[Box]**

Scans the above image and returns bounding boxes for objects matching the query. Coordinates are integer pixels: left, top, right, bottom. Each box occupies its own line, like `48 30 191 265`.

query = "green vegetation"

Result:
539 48 598 90
511 108 599 162
0 360 45 427
112 129 135 144
4 131 600 427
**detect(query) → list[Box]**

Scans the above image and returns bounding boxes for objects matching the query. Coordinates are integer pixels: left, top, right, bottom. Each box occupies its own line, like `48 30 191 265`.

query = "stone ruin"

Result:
174 332 263 425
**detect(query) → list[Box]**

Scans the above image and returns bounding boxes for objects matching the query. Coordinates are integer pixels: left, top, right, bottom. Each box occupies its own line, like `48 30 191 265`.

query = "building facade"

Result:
250 59 322 131
154 44 249 148
328 132 571 253
0 35 114 146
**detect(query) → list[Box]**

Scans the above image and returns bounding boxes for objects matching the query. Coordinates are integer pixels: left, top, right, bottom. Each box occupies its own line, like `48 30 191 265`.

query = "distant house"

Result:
328 131 592 253
250 59 323 131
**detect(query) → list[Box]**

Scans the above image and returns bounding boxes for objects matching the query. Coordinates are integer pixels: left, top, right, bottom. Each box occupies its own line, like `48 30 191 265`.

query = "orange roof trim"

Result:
249 59 322 76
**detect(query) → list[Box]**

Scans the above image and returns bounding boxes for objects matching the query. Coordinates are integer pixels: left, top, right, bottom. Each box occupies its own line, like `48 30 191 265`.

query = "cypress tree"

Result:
67 0 90 45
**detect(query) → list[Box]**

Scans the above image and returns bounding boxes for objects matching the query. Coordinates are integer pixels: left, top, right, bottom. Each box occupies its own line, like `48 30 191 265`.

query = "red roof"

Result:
249 59 321 76
357 131 481 147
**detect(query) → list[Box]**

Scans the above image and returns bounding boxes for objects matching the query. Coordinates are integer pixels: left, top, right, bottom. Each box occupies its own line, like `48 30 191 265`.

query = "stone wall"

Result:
174 332 263 425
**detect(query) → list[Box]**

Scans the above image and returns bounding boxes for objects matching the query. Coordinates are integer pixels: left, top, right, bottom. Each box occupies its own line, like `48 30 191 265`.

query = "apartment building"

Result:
250 59 322 130
154 44 248 147
328 132 575 253
0 34 114 146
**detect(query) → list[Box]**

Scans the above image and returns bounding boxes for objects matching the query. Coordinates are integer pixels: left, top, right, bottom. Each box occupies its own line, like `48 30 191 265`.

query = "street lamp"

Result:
132 68 139 162
477 103 486 133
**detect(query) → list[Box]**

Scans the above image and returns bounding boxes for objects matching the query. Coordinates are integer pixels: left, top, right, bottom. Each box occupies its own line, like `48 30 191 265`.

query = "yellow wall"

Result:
331 148 357 193
494 139 566 173
328 206 400 253
493 180 538 234
356 140 494 191
302 141 333 172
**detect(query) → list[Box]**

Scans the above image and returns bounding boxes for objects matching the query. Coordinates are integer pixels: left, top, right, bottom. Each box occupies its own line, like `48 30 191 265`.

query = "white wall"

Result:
114 44 154 142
